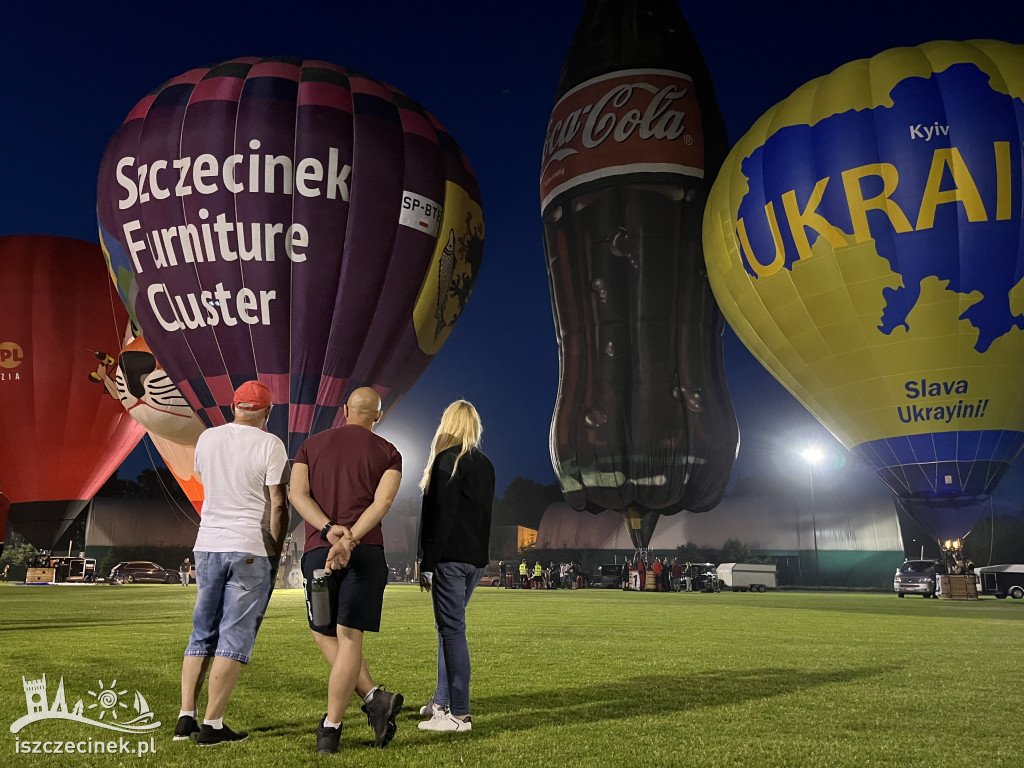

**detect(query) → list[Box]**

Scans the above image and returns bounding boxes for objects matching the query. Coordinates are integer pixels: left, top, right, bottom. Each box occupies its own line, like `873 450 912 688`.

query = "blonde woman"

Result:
417 400 495 732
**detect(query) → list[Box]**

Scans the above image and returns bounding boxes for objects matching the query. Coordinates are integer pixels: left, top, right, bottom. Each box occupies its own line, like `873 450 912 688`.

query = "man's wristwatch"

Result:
320 522 334 542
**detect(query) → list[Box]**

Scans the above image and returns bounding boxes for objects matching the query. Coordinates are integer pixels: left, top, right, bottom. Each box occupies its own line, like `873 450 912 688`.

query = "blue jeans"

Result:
430 562 484 716
185 551 275 664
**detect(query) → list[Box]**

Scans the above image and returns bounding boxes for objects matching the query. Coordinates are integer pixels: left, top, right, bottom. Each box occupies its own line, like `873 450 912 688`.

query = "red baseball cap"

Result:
232 380 273 411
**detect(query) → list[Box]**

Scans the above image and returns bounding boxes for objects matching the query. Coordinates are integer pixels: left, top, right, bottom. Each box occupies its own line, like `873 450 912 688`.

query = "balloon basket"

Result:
937 575 978 600
25 568 55 584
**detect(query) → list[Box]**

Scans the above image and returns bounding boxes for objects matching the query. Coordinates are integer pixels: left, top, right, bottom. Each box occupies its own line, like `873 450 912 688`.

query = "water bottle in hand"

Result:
310 568 331 626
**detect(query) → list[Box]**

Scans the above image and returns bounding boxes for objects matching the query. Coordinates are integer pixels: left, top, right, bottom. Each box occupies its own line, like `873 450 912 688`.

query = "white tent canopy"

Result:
536 481 904 554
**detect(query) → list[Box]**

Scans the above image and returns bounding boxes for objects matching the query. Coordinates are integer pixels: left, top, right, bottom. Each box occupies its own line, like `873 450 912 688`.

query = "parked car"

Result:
108 561 178 584
684 562 721 593
595 563 624 588
478 574 500 587
893 559 941 597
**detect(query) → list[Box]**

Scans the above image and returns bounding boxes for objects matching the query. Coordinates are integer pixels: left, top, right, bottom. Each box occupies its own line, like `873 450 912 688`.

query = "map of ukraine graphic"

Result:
737 63 1024 353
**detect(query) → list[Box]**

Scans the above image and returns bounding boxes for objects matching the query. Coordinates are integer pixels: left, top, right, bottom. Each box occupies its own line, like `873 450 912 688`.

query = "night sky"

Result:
3 1 1023 506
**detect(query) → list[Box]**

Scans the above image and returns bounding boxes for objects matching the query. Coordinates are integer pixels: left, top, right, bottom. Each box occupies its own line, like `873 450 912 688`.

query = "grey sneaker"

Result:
172 714 199 741
361 687 404 748
196 723 248 746
316 715 342 755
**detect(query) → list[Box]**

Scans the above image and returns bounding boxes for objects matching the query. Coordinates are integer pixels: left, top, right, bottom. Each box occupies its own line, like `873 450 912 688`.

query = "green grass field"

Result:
1 583 1021 767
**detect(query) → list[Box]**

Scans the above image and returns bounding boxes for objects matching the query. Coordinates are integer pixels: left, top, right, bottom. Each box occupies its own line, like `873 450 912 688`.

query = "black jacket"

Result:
418 446 494 571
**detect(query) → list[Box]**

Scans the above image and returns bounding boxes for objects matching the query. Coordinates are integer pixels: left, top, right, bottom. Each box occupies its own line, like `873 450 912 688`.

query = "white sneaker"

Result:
418 701 443 717
418 712 472 732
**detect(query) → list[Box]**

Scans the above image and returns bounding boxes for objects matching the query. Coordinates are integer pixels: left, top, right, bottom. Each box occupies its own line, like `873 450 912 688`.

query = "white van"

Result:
975 564 1024 599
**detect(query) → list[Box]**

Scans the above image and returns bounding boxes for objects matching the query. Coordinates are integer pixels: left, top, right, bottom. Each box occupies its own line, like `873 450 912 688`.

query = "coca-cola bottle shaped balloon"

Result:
540 0 738 548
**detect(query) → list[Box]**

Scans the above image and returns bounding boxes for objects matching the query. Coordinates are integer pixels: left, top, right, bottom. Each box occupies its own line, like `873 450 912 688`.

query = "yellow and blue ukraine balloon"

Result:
703 40 1024 541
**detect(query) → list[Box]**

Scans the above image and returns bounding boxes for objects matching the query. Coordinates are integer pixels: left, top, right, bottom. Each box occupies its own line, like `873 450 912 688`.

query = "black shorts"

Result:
301 545 388 634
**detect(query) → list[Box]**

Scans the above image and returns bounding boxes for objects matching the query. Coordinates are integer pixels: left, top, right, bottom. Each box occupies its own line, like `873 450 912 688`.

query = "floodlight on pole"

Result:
800 445 822 588
801 446 824 466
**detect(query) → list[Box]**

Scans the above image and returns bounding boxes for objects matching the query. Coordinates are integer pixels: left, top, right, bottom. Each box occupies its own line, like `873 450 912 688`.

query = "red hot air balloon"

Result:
0 236 144 547
96 57 484 456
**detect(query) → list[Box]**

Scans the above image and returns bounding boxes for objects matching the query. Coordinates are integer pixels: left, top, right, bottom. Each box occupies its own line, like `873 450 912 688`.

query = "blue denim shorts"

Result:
185 551 275 664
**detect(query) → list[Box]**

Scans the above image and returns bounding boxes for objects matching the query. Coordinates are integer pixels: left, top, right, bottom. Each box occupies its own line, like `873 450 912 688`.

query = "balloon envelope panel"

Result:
703 40 1024 539
97 58 483 457
0 236 144 545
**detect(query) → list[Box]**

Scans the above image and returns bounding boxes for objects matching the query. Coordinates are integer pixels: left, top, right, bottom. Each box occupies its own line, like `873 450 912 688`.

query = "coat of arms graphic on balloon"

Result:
540 0 740 550
703 40 1024 546
97 57 484 455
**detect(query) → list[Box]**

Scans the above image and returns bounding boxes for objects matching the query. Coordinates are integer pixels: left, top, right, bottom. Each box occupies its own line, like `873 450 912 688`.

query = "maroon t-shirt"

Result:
295 425 402 552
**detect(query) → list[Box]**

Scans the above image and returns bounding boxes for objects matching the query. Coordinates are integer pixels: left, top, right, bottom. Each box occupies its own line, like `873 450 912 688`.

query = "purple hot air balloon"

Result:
97 57 484 456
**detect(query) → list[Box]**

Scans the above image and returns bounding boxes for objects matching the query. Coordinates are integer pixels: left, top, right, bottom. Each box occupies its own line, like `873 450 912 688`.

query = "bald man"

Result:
290 387 404 755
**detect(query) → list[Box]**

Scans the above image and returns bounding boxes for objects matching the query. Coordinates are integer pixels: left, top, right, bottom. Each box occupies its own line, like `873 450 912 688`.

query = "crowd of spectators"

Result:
390 556 711 592
495 559 585 589
619 556 684 591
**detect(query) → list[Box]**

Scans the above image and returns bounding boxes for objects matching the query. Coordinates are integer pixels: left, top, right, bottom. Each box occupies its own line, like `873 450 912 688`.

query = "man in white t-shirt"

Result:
173 380 289 747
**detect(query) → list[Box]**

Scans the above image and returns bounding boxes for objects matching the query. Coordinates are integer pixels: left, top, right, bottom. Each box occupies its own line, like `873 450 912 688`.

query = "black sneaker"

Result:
316 715 342 755
361 687 404 748
172 715 199 741
196 723 249 746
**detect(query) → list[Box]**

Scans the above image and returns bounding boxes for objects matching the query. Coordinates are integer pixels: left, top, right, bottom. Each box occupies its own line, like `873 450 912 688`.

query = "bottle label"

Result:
540 68 704 211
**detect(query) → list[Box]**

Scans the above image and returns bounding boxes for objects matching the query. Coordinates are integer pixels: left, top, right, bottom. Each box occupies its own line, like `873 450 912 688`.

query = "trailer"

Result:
23 556 96 583
46 556 96 583
974 564 1024 599
717 563 777 593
